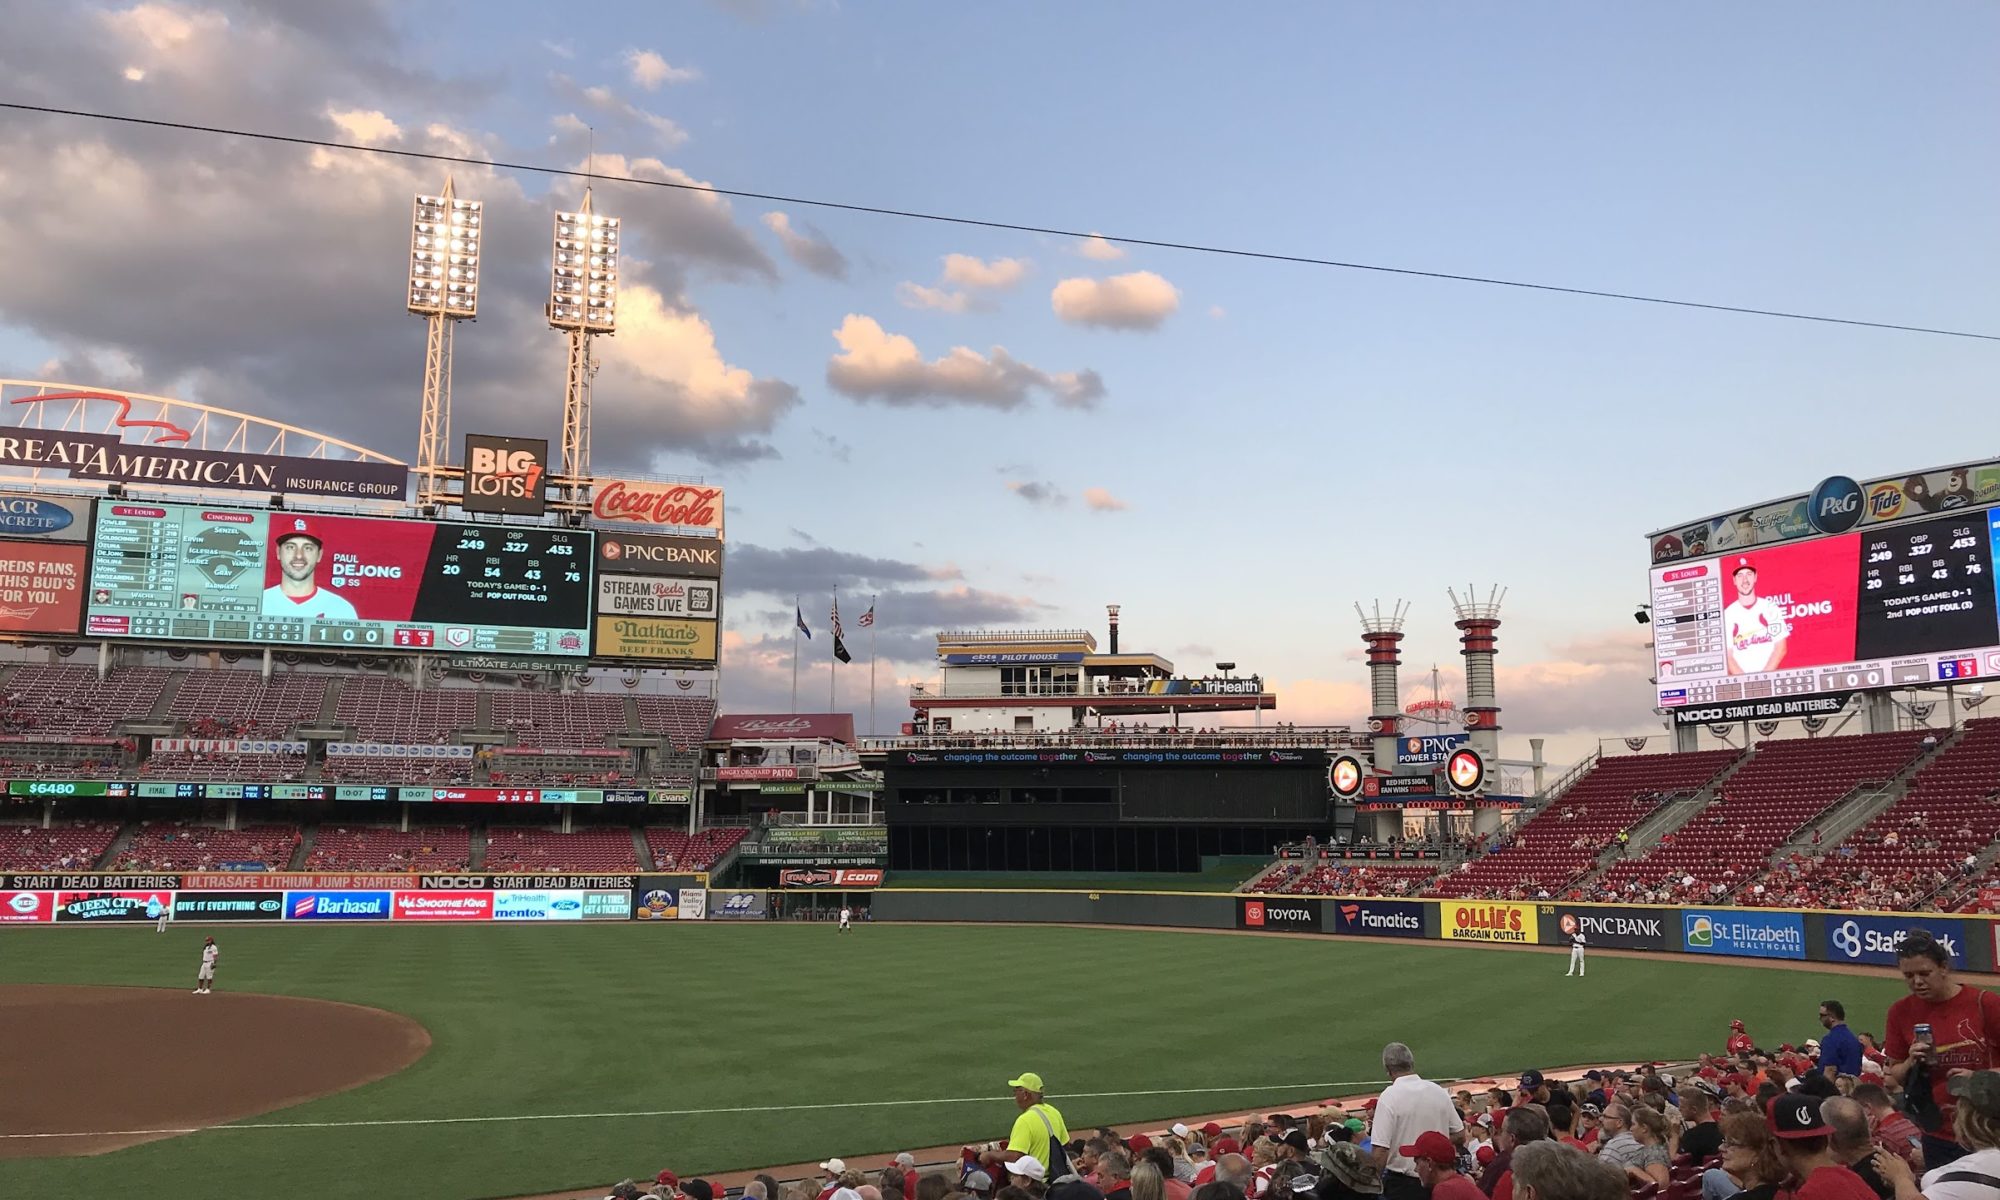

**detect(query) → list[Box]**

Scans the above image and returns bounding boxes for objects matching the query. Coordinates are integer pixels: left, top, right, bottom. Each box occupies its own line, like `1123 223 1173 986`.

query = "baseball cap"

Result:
1213 1137 1242 1156
1280 1131 1311 1154
1580 1104 1602 1117
1009 1073 1045 1092
962 1172 993 1193
1127 1135 1153 1153
820 1160 847 1175
682 1181 715 1200
1767 1094 1831 1139
1172 1123 1192 1139
1733 557 1755 574
1472 1113 1493 1128
1949 1071 2000 1120
896 1154 916 1168
655 1172 679 1188
1731 1020 1745 1030
1006 1157 1047 1183
1519 1070 1545 1090
1399 1131 1457 1166
1343 1118 1366 1133
1201 1122 1225 1137
275 516 324 548
1290 1176 1320 1194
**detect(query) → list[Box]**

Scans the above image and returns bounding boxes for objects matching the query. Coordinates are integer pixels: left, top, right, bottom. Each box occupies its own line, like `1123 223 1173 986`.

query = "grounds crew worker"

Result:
983 1072 1070 1175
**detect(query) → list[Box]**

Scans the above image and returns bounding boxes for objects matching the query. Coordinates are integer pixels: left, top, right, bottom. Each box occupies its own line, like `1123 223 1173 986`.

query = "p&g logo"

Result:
1808 476 1864 535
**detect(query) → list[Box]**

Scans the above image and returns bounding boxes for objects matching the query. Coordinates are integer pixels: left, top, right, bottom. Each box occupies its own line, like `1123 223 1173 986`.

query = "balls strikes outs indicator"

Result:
1446 748 1485 795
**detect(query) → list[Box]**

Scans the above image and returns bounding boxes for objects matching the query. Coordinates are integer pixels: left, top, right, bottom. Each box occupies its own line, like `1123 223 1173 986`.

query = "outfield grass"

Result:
880 866 1258 891
0 924 1910 1200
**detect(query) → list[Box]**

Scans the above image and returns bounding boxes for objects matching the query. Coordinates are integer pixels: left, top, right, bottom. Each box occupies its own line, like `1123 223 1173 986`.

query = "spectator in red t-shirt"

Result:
1852 1084 1924 1171
1402 1133 1482 1200
1884 928 2000 1168
1768 1095 1879 1200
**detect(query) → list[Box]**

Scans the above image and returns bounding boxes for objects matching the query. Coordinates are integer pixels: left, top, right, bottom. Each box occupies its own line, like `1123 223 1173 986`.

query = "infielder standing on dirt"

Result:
1567 925 1587 977
194 936 219 994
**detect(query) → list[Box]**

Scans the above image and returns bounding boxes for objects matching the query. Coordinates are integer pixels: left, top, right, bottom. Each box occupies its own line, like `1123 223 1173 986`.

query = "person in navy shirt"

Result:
1818 1000 1865 1080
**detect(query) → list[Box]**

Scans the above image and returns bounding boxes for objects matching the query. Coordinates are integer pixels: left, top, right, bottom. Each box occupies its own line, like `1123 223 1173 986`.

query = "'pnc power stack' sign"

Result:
461 435 549 517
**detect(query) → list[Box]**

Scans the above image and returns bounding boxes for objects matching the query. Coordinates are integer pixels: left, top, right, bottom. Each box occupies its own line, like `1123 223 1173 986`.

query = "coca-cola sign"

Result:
592 480 724 537
711 713 855 744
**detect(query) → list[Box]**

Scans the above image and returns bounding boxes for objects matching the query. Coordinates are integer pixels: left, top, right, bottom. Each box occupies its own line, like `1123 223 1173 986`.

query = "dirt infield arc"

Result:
0 984 431 1158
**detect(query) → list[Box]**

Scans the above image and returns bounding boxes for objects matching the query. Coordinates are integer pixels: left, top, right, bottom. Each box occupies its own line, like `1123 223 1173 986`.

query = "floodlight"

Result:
409 192 482 318
549 206 618 331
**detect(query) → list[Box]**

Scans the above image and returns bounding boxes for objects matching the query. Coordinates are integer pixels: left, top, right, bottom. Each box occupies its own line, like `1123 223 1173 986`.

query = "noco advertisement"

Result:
1651 472 2000 722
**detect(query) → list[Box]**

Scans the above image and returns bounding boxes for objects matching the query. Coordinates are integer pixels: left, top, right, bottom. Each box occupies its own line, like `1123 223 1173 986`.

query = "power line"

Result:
4 99 1996 343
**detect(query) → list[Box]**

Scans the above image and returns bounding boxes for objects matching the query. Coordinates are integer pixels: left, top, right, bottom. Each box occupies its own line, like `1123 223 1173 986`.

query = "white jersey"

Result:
262 585 359 621
1725 596 1787 674
201 944 219 967
839 907 852 924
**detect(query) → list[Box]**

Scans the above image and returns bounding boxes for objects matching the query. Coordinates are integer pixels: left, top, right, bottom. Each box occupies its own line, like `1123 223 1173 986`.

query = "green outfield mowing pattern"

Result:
0 924 1909 1200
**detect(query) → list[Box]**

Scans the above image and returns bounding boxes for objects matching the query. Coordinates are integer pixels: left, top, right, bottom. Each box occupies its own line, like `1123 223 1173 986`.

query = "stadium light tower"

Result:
548 188 619 499
408 178 482 506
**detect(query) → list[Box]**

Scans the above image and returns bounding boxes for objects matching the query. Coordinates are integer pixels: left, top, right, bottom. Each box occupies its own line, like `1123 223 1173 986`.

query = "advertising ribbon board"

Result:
709 890 768 919
632 887 679 921
392 891 494 921
593 616 719 664
0 890 53 922
1539 906 1669 951
492 890 589 920
1682 910 1806 960
1332 899 1428 939
1237 898 1320 932
285 891 393 921
581 890 631 920
54 890 175 922
171 891 285 921
1825 915 1966 967
590 480 724 537
1441 901 1538 944
778 868 884 887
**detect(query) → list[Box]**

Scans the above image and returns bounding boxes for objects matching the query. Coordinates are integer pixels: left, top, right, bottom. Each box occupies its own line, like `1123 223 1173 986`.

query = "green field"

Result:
0 923 1911 1200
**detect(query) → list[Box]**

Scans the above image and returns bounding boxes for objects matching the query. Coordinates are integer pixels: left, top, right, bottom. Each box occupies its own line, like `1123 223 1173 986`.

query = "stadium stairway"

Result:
1765 729 1959 862
469 825 488 870
147 670 186 720
1565 750 1751 894
315 676 342 726
93 821 141 869
631 827 653 869
289 825 317 870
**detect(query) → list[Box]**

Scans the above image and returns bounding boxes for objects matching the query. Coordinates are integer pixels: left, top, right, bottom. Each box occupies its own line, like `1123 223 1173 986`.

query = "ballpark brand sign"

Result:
461 434 549 517
1825 916 1965 967
1238 897 1320 932
1682 910 1805 960
1333 899 1426 938
1540 906 1669 951
1442 901 1537 943
591 480 724 537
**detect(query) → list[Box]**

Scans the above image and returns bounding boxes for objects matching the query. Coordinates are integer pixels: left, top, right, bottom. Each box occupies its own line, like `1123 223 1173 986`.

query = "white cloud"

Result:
1083 487 1129 512
327 108 402 145
825 315 1106 410
554 75 689 148
122 66 145 82
896 283 970 313
1209 305 1227 320
1078 233 1126 261
761 211 849 279
1050 270 1181 331
1007 481 1066 507
625 49 700 89
941 254 1029 290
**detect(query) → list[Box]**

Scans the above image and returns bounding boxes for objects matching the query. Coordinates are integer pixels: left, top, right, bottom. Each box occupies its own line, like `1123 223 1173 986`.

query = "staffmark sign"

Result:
1238 897 1321 932
1825 916 1965 967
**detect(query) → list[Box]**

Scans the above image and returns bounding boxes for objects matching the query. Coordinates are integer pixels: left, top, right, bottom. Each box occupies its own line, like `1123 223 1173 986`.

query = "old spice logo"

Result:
593 481 722 529
11 390 193 445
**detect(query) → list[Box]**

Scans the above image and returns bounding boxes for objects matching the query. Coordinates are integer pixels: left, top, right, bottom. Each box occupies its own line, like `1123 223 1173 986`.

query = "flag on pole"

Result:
832 596 852 664
858 601 874 628
795 606 812 639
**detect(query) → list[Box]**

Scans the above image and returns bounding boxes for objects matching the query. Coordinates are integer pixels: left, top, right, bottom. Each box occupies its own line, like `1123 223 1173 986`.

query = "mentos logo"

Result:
0 497 76 536
286 890 391 920
1808 475 1864 534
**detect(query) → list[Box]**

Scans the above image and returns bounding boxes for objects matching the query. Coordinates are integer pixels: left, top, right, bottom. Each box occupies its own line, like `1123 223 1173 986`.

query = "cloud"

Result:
1078 233 1126 261
1209 305 1227 320
1083 487 1129 512
1006 480 1066 507
941 254 1029 290
896 283 970 313
625 49 699 89
1051 271 1181 331
551 73 689 148
725 544 944 597
809 427 853 463
825 315 1105 410
761 211 849 279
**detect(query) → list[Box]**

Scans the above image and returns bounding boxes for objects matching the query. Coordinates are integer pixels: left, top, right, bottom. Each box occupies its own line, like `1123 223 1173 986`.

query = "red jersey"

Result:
1431 1174 1487 1200
1726 1032 1754 1056
1792 1165 1878 1200
1872 1110 1925 1166
1885 984 2000 1141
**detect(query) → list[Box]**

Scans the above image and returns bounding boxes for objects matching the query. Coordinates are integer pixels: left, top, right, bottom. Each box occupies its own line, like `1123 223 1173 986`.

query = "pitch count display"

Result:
84 503 592 655
1651 503 2000 710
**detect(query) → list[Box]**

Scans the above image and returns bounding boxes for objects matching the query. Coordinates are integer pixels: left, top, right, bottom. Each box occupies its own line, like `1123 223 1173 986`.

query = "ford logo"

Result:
0 497 75 535
1808 475 1864 535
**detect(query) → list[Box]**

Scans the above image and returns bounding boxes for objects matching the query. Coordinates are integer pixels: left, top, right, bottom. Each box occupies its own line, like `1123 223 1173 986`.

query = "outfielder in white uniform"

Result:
838 904 852 934
156 908 169 933
1567 928 1587 977
195 937 219 993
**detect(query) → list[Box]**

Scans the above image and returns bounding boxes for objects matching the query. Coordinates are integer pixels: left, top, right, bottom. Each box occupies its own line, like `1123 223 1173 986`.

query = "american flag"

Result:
858 600 874 629
831 596 843 639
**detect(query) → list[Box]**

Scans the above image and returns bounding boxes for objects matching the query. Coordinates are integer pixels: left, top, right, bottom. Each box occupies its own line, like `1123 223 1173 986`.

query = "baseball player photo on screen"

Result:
264 516 359 622
1720 541 1859 678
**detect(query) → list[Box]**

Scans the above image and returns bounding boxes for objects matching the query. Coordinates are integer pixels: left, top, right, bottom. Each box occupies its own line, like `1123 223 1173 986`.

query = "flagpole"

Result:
869 596 877 738
829 593 838 711
791 594 800 714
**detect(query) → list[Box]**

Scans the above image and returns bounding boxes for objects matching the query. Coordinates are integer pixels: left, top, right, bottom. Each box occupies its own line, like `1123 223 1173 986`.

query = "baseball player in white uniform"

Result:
1567 926 1587 977
838 904 852 934
194 936 219 993
156 906 169 933
1723 557 1788 676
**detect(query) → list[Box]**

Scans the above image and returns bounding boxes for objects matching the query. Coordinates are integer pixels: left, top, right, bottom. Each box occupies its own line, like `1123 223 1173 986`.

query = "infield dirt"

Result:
0 984 430 1158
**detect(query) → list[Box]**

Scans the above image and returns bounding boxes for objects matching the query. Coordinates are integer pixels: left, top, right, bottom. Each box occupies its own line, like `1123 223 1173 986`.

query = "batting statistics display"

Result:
1652 502 2000 711
84 503 592 655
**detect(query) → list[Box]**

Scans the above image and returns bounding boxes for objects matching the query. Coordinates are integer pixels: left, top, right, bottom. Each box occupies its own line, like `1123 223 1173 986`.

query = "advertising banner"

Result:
593 616 718 664
1333 899 1428 938
0 539 86 634
1395 734 1468 766
717 765 801 782
710 890 769 919
582 890 631 920
712 714 857 743
886 748 1326 770
1237 897 1320 932
415 874 637 890
327 743 475 760
1825 915 1966 967
677 888 707 920
0 889 53 922
392 890 494 921
1650 460 2000 564
0 423 409 499
594 531 723 578
285 890 393 921
778 868 884 887
1441 901 1539 944
54 890 174 922
590 480 724 537
1540 906 1669 951
492 890 587 920
0 493 90 540
170 890 284 921
633 887 679 920
1363 775 1439 799
1682 909 1806 959
461 434 549 517
595 575 719 619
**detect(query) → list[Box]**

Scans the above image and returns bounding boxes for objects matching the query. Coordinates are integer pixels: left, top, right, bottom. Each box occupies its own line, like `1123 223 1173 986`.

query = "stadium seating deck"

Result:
112 821 302 871
1262 862 1440 896
489 692 629 748
139 750 309 782
633 694 719 750
644 826 746 870
482 827 639 872
168 669 326 737
0 820 122 870
0 665 169 736
322 753 473 785
304 824 473 871
334 676 473 744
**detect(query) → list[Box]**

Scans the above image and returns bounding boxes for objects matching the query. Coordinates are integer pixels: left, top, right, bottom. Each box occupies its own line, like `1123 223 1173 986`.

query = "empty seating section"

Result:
652 752 698 788
488 749 635 786
1268 863 1439 896
634 695 718 750
169 670 325 737
1600 730 1934 901
490 692 628 748
0 749 126 779
322 753 472 785
335 676 472 744
304 825 473 871
113 822 301 871
0 665 167 736
1429 750 1740 899
483 827 638 872
141 750 308 782
0 821 120 870
644 826 746 870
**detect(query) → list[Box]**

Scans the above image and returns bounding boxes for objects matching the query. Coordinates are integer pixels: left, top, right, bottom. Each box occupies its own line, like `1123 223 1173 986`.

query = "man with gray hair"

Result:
1822 1097 1894 1200
1213 1153 1252 1193
1371 1042 1463 1200
1509 1141 1627 1200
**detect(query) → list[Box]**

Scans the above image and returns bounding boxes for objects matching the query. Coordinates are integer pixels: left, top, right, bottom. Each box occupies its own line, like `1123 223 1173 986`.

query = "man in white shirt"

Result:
262 516 359 622
1723 557 1788 676
1370 1041 1463 1200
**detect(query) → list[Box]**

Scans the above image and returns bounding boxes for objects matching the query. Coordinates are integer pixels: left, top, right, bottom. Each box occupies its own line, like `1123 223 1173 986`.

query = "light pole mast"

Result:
548 189 620 504
408 179 482 506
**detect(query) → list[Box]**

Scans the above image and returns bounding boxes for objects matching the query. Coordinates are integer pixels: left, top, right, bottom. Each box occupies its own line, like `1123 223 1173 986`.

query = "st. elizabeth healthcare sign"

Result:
1683 909 1806 959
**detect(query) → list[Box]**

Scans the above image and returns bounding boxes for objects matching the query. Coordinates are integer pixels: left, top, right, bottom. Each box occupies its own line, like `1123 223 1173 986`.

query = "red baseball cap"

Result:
1399 1131 1457 1166
656 1171 680 1187
1127 1135 1152 1153
1201 1122 1225 1137
274 515 325 548
1211 1137 1240 1156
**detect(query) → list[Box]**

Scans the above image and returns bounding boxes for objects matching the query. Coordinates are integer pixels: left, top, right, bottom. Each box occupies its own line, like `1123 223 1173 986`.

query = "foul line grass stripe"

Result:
0 1080 1394 1140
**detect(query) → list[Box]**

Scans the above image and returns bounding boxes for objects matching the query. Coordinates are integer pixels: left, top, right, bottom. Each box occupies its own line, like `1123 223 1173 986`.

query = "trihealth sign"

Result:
1441 901 1537 944
1682 910 1805 959
1825 915 1965 967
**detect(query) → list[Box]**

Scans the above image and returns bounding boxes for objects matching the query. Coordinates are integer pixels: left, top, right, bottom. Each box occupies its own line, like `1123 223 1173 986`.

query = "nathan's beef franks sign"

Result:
591 481 724 538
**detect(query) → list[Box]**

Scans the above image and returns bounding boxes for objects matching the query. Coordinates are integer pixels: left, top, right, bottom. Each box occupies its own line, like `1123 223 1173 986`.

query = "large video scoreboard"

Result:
1651 475 2000 721
84 503 593 656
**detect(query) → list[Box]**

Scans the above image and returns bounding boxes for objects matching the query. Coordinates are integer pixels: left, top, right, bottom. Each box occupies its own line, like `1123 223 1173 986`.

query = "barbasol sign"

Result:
1395 734 1468 766
285 890 391 920
1825 916 1965 967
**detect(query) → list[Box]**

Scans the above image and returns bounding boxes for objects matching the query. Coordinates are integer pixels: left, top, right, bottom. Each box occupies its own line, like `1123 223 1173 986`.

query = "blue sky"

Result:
0 2 1994 764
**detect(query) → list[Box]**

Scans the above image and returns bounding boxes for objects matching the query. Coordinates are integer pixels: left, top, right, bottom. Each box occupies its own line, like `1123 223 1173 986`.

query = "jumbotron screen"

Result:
84 503 592 656
1651 504 2000 712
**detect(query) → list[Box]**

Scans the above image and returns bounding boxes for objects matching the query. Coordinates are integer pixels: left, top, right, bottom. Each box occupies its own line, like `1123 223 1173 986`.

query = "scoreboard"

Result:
1652 504 2000 715
84 503 592 656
